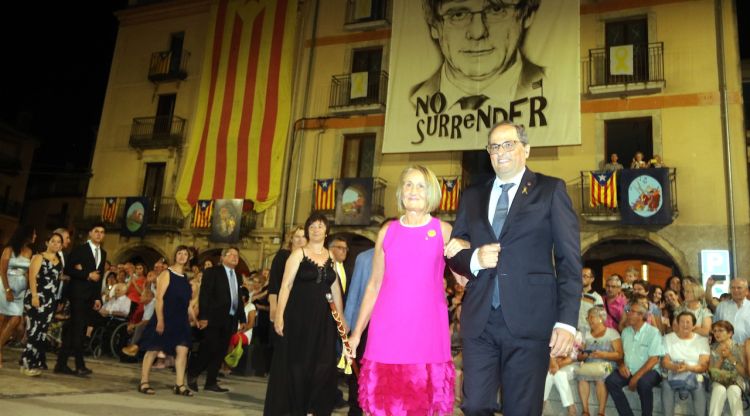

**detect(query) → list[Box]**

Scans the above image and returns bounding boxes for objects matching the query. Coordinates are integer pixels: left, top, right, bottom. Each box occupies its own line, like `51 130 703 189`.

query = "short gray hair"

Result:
606 274 622 286
587 306 607 321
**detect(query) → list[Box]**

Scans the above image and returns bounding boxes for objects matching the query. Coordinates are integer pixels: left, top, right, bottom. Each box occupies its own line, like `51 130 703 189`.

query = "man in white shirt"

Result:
714 278 750 343
99 283 131 318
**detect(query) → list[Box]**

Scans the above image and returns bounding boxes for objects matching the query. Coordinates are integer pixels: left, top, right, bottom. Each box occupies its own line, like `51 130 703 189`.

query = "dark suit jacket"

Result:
64 243 106 304
198 265 247 326
409 55 545 107
448 169 581 341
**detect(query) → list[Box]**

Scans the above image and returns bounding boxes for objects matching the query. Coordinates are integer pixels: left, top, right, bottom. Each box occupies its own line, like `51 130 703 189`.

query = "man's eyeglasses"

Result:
439 1 521 28
332 245 348 251
486 140 521 154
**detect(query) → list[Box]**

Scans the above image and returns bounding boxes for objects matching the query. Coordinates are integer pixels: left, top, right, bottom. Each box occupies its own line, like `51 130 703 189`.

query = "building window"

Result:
605 117 653 168
605 17 648 83
347 0 387 23
341 134 375 178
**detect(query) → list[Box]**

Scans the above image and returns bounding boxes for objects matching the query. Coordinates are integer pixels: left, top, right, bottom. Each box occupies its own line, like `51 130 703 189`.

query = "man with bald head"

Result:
714 278 750 343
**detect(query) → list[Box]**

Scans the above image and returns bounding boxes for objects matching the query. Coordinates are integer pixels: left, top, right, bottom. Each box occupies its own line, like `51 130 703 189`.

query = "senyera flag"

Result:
176 0 296 215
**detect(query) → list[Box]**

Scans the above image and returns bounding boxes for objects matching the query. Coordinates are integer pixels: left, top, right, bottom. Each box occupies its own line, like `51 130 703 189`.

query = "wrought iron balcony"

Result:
78 196 185 232
329 71 388 114
148 49 190 82
311 177 387 225
344 0 390 31
189 202 257 237
579 168 678 222
129 116 186 149
584 42 665 96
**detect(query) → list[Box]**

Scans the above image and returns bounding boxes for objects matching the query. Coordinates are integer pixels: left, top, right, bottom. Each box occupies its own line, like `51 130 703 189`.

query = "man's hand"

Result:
93 300 102 310
628 374 641 391
477 243 501 269
618 363 631 379
198 320 208 329
450 270 468 287
444 238 470 259
89 271 100 282
549 327 574 357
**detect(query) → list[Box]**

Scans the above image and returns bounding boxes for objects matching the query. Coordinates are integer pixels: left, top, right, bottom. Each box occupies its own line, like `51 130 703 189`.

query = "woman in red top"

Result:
126 263 148 304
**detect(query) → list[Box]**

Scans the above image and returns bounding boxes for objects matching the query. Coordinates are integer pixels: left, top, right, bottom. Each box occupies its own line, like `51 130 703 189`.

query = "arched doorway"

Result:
583 238 684 294
115 245 167 271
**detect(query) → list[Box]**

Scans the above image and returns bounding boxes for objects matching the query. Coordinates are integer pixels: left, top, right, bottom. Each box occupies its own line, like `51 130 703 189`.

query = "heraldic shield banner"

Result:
383 0 580 153
619 168 673 226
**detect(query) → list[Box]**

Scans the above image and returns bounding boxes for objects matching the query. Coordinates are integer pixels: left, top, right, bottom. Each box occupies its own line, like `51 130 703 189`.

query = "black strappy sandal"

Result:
138 382 155 395
173 384 194 396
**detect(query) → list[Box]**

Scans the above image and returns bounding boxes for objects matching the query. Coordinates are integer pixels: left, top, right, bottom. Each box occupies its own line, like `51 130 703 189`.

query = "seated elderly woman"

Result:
677 277 713 336
661 311 710 416
708 320 746 416
577 306 623 416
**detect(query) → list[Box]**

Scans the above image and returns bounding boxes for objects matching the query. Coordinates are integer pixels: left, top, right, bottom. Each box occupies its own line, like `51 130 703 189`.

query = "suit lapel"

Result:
480 177 495 236
500 168 537 238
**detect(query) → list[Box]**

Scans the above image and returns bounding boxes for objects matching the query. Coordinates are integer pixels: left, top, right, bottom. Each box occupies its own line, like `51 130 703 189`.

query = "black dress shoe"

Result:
203 384 229 393
187 377 199 392
75 367 93 377
54 366 76 375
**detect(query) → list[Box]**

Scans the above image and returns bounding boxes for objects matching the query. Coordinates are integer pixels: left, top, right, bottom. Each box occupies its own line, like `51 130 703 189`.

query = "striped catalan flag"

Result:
439 177 461 211
315 179 336 211
192 200 213 228
590 171 618 208
175 0 296 216
101 197 118 223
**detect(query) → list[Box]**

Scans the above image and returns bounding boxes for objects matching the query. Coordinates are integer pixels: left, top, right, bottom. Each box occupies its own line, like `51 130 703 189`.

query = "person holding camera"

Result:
577 306 622 416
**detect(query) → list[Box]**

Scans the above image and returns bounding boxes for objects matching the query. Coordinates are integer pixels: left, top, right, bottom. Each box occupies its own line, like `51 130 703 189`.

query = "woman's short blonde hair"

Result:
395 165 442 214
284 225 305 250
682 277 705 300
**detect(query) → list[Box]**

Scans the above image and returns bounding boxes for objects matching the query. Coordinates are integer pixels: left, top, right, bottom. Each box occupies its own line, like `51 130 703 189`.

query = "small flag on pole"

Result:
192 200 213 228
315 179 336 211
439 177 461 211
590 171 617 208
101 197 118 223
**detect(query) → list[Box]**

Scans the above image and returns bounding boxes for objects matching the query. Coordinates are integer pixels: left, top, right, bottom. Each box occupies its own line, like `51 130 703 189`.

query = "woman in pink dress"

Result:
348 165 460 415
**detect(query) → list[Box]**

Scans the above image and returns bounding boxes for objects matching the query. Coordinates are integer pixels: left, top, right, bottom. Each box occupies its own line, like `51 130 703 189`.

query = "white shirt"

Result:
87 240 101 268
721 299 750 343
143 299 155 321
663 332 710 367
243 302 257 342
102 295 132 316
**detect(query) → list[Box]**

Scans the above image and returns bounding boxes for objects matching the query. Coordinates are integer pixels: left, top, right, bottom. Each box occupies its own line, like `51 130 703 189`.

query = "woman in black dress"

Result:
138 245 196 395
264 213 346 415
20 232 63 376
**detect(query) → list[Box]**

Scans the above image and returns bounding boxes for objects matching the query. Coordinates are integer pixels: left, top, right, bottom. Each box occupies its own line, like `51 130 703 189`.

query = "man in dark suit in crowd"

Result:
55 223 106 376
188 247 246 392
446 121 581 415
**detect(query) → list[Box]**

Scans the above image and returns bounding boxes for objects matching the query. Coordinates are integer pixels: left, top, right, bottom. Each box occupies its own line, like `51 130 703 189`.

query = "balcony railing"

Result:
189 204 258 237
329 71 388 113
311 177 387 225
344 0 390 30
148 49 190 82
579 168 678 222
129 116 186 149
584 42 665 95
0 197 22 218
78 197 185 232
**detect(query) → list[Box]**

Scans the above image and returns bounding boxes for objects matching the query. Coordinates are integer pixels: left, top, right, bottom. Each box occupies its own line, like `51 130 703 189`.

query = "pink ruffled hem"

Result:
358 359 455 416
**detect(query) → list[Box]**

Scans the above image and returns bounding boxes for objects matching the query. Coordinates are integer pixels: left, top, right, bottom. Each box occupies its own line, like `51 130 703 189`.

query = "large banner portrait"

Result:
121 197 149 237
211 199 243 243
383 0 580 153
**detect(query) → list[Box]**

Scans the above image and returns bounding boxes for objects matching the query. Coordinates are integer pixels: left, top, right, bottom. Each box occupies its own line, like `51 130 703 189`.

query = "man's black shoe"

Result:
53 366 76 375
187 377 199 392
203 384 229 393
75 367 93 377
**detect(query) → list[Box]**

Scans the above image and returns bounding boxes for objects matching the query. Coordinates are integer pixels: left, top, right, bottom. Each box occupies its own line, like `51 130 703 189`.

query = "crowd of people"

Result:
2 120 748 416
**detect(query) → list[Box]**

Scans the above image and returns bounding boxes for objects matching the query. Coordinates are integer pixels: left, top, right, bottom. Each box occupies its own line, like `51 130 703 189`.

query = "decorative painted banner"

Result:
619 168 673 225
121 197 149 237
383 0 580 152
211 199 243 243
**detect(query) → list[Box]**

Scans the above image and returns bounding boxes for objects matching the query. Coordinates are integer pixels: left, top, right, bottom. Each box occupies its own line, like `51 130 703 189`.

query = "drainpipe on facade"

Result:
714 0 738 275
280 0 320 239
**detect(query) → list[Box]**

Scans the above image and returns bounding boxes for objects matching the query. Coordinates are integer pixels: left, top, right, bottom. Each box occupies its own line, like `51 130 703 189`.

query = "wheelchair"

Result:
87 302 137 360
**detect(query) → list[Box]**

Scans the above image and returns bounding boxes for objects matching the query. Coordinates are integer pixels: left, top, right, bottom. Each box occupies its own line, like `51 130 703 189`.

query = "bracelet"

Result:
4 288 10 292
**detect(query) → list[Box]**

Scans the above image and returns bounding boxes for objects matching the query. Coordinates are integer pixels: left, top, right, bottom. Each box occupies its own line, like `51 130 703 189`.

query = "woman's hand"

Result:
31 294 40 308
444 238 470 259
346 333 360 364
156 320 165 334
274 317 284 336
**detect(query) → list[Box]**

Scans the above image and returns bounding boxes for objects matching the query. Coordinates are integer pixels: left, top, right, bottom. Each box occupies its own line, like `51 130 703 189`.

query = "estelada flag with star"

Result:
590 171 617 208
192 200 213 228
439 177 461 211
101 197 118 223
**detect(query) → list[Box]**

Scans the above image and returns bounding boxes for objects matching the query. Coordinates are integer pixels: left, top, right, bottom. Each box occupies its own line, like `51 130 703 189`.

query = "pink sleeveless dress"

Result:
359 217 455 415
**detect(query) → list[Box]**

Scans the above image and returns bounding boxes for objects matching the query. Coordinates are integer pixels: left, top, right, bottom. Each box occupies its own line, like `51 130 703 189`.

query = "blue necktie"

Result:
491 183 514 309
229 269 238 315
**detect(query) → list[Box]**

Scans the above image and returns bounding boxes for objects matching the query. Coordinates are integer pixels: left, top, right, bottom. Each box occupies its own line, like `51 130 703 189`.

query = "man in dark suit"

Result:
446 121 581 415
55 223 106 376
188 246 246 392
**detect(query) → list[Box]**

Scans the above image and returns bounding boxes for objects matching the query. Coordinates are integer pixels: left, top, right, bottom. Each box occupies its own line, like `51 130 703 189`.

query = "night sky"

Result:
0 2 747 174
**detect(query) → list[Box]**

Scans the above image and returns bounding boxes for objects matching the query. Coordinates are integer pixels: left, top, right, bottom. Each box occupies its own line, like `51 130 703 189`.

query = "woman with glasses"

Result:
708 320 746 416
